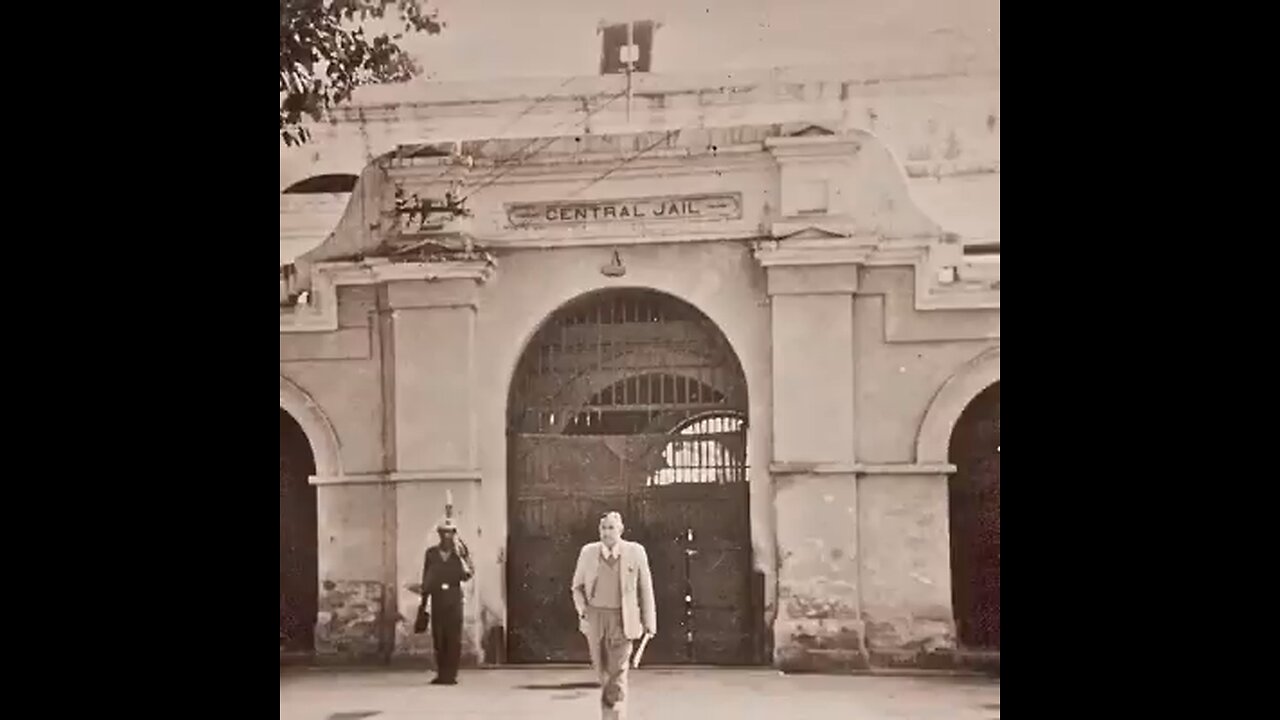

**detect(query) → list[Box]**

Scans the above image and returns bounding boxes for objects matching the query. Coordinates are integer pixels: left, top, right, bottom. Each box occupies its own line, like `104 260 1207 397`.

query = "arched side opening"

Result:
279 375 342 479
280 407 319 654
283 173 359 194
505 288 758 665
947 381 1000 650
916 347 1000 466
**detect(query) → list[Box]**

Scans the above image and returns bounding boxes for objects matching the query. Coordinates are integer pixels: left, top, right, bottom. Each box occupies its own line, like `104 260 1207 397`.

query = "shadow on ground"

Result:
516 681 601 690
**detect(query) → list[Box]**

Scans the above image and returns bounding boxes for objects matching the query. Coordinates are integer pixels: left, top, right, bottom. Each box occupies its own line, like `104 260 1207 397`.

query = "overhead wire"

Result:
462 87 629 202
412 75 582 186
388 78 674 208
566 129 677 198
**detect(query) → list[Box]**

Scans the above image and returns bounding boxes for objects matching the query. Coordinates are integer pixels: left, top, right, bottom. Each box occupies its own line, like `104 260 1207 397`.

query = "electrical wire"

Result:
414 75 582 186
462 87 629 202
567 130 676 197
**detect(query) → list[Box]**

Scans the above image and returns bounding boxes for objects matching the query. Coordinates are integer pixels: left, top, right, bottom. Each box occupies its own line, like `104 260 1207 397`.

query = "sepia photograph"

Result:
279 1 1000 717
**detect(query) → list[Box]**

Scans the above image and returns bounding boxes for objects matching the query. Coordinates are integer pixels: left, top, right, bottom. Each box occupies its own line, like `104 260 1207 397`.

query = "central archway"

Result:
505 288 756 665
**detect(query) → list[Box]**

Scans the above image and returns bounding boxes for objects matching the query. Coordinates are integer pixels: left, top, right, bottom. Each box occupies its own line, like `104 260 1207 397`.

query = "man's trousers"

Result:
584 607 633 720
431 601 463 682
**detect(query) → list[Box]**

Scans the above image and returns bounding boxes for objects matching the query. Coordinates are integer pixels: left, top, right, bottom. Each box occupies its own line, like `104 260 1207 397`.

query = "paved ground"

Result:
280 667 1000 720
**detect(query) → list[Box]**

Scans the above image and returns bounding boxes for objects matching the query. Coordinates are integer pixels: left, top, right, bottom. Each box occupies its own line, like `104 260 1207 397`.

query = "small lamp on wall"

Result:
601 249 626 277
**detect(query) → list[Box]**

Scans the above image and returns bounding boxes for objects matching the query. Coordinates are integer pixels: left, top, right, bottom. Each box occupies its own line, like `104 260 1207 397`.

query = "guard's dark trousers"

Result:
432 601 463 682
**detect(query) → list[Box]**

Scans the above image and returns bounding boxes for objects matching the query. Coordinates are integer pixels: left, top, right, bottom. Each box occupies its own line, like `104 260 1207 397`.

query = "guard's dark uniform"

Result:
421 544 471 683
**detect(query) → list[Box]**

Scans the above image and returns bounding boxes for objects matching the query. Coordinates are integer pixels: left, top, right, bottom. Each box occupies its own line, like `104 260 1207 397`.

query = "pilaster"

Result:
309 258 494 663
761 246 866 670
380 263 494 666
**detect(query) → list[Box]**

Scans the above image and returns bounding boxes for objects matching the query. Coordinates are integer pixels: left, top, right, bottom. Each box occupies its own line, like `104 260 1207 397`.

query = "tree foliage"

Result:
280 0 442 146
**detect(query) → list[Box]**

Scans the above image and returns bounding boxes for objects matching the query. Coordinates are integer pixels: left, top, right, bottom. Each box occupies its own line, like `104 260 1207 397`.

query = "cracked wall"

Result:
316 580 384 659
858 474 956 665
773 473 868 672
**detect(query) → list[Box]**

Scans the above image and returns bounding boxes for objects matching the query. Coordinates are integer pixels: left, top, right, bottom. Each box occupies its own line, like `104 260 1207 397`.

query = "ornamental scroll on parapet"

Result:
394 181 472 234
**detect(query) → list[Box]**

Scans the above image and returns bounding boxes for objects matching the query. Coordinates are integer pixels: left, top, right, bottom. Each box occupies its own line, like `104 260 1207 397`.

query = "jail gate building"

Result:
279 68 1000 672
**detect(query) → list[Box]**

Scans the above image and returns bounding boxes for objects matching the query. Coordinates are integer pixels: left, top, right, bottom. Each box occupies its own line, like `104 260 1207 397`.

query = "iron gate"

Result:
506 289 755 664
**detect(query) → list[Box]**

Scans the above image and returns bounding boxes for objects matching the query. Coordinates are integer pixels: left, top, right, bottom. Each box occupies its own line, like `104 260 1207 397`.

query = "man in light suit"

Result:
571 511 657 720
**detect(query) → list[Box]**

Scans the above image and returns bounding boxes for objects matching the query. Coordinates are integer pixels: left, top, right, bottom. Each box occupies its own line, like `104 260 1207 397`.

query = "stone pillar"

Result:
311 286 396 662
857 469 956 667
763 262 869 671
383 270 491 666
755 128 969 671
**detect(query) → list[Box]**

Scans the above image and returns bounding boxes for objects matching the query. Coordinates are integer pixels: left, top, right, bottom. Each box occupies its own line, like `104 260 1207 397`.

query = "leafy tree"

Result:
280 0 442 146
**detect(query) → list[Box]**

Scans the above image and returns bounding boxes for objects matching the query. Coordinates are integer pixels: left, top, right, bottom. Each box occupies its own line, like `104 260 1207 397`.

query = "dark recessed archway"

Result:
283 174 358 194
947 381 1000 650
280 407 319 653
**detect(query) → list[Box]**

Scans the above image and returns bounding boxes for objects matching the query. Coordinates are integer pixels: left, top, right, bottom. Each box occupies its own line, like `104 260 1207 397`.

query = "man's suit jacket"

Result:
571 539 657 640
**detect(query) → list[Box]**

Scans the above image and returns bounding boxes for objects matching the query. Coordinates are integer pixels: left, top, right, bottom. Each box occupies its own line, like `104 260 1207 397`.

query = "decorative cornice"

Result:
769 219 866 241
755 243 875 268
389 469 483 483
905 159 1000 180
391 159 772 195
482 230 759 250
281 258 496 334
309 474 377 486
385 143 767 173
318 463 962 486
309 469 483 486
768 462 957 476
858 462 957 475
753 232 899 268
753 232 998 311
321 257 494 285
331 67 999 120
765 134 863 159
769 462 858 475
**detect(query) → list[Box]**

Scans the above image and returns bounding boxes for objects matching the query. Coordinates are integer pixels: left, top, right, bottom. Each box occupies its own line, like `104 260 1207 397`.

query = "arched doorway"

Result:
947 381 1000 650
280 408 319 653
506 288 756 665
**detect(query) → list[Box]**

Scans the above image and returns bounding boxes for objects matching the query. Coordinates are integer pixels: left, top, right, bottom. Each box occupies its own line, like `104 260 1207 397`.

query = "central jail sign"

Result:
506 193 742 227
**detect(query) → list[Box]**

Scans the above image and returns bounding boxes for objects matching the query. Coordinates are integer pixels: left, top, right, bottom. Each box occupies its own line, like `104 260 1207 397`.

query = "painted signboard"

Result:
506 193 742 227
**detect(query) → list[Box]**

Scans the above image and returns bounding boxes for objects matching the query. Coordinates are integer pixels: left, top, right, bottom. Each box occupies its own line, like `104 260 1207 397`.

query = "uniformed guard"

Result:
416 516 473 685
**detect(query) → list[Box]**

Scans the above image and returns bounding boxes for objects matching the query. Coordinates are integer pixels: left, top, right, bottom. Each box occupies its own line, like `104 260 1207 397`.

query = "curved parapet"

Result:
756 125 995 311
765 124 942 242
288 163 388 277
